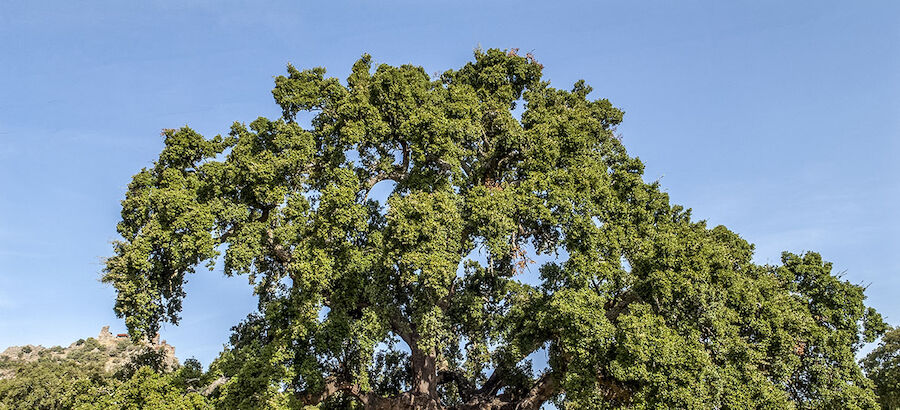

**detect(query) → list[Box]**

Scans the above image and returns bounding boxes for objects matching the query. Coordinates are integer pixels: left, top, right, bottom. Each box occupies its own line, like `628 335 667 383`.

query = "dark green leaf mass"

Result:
103 49 887 409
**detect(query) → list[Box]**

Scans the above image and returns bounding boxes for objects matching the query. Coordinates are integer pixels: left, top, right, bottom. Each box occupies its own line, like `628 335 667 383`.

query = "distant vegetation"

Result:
0 331 211 409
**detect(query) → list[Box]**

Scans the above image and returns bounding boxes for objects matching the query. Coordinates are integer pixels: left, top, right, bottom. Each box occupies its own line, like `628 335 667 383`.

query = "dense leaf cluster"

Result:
103 49 888 409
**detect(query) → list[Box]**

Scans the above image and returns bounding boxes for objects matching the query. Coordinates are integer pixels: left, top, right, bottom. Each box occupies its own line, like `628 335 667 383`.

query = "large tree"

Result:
103 49 887 409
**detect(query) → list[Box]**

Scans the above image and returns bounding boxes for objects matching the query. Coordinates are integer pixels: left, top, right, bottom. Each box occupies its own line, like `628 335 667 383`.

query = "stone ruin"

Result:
97 326 177 368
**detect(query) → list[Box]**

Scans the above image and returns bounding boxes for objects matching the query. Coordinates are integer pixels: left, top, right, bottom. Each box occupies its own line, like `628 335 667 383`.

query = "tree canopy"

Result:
103 48 888 409
862 326 900 408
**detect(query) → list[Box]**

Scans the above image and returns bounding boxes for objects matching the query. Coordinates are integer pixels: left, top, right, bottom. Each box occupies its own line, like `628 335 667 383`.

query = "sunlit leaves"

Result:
105 48 886 409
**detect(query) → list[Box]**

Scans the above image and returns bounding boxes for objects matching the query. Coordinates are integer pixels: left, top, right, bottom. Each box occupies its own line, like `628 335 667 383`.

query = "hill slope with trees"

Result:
0 327 209 409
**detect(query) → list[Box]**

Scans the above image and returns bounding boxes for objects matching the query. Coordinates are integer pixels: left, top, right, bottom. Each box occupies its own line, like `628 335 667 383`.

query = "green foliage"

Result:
862 326 900 409
103 48 887 409
0 340 211 409
0 358 96 409
114 346 170 381
171 358 208 392
77 366 210 410
65 338 107 365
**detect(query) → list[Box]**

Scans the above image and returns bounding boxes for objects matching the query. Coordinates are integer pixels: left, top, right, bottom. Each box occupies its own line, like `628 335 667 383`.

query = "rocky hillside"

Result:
0 327 215 409
0 326 178 380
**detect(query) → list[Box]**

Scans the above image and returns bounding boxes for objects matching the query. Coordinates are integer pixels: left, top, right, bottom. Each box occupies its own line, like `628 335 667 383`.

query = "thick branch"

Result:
200 376 228 396
258 206 293 265
605 288 641 322
296 376 375 407
389 311 416 349
514 372 558 410
477 367 508 398
265 227 293 264
363 141 410 196
399 140 410 174
437 369 477 402
454 370 559 410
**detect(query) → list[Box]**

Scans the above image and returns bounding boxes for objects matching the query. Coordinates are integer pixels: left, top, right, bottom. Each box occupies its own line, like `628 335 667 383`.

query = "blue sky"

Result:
0 1 898 367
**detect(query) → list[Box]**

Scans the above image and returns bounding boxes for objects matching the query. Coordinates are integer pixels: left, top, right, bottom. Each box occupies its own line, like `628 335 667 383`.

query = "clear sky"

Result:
1 1 898 368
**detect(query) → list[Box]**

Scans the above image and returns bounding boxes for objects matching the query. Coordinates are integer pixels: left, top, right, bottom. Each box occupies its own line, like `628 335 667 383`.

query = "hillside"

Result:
0 327 210 409
0 326 178 379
